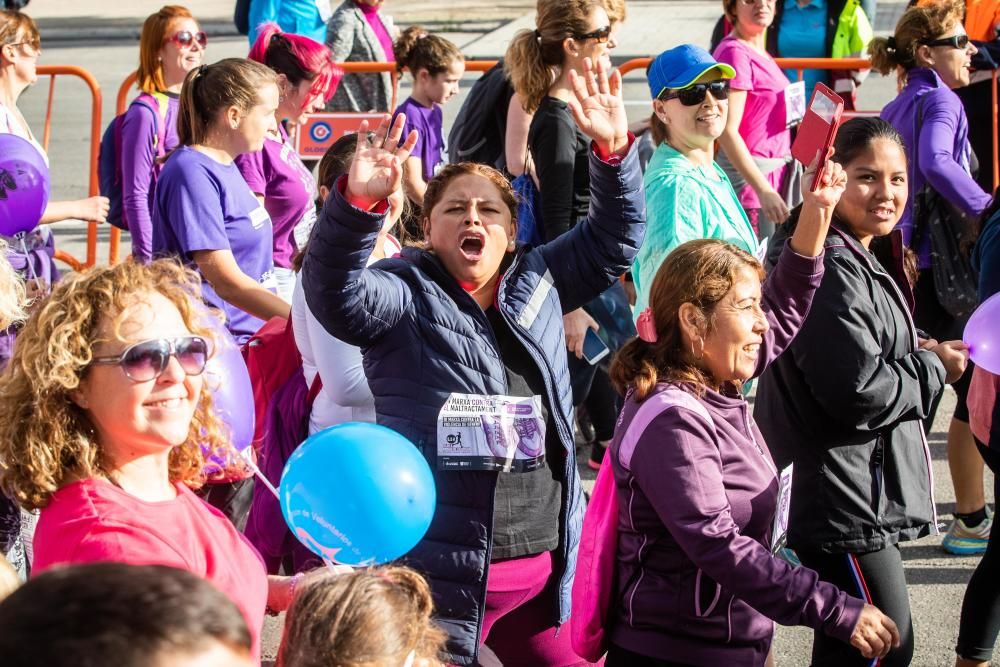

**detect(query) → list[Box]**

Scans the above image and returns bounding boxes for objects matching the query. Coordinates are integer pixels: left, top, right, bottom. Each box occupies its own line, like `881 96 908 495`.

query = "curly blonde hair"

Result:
276 565 448 667
0 243 26 330
0 259 234 511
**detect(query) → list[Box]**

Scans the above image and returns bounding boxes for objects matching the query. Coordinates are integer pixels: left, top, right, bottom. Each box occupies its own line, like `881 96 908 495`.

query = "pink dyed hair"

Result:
248 23 343 103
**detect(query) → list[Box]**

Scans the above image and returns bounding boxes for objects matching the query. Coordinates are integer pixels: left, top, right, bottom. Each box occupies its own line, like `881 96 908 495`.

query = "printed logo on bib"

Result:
249 204 271 231
437 393 546 472
771 464 794 554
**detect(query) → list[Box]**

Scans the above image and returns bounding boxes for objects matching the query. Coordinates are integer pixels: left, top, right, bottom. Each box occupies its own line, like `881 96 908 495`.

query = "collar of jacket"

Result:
827 221 916 313
399 245 520 308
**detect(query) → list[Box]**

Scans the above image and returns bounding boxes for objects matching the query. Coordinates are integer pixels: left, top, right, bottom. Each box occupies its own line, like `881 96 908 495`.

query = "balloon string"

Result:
15 232 38 283
240 449 280 500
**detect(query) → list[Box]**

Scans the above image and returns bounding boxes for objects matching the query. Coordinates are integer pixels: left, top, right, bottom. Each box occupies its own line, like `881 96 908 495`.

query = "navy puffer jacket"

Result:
303 145 645 664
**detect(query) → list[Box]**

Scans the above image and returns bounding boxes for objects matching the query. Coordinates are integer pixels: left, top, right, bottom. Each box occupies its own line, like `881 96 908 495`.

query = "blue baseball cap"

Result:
647 44 736 100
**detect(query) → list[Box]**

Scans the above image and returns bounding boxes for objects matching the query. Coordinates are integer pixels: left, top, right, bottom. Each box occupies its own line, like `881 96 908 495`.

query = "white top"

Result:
0 101 48 164
292 234 402 435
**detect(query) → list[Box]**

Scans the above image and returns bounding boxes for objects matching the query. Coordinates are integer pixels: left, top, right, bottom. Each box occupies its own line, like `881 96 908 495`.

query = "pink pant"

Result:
479 550 598 667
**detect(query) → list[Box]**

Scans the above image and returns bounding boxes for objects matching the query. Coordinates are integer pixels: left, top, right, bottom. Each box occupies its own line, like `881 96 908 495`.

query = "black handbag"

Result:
910 98 980 318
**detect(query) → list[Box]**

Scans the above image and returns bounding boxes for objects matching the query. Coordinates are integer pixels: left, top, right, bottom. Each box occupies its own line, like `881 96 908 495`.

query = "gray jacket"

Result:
324 0 393 112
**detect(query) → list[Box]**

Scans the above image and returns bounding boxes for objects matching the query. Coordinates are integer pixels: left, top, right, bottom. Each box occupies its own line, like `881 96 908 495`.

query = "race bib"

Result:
771 464 794 554
784 80 806 128
437 393 546 472
248 203 271 231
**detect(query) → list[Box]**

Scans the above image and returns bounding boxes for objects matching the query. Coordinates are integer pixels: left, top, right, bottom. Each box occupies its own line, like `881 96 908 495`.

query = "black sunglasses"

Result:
574 25 612 44
923 34 970 49
90 336 209 383
167 30 208 48
659 80 731 106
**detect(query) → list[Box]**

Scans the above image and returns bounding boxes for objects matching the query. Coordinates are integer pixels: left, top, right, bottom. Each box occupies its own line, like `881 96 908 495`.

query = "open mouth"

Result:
459 235 485 260
697 112 720 123
743 343 760 359
869 206 895 220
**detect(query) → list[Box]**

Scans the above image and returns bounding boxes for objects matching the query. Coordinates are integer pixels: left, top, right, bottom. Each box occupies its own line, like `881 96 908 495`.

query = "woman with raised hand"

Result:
240 23 340 302
633 44 758 320
756 118 969 667
122 5 206 262
505 0 626 470
153 58 288 345
303 58 643 666
608 147 901 667
874 0 991 559
0 260 301 663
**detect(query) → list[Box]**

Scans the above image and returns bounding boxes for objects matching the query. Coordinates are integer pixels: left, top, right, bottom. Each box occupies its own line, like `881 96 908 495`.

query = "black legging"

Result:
796 545 915 666
583 366 620 442
956 441 1000 661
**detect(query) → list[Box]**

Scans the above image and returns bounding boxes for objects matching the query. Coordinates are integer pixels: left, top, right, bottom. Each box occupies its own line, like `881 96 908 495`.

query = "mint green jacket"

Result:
633 143 760 319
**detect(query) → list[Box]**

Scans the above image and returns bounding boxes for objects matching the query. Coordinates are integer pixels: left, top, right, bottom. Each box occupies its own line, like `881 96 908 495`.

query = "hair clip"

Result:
636 308 658 343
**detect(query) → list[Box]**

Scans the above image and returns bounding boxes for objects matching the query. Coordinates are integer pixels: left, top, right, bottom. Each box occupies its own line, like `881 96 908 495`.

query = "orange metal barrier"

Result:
35 65 107 270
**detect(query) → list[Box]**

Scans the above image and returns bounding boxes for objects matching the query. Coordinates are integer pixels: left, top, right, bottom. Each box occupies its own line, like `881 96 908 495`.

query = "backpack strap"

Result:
618 385 714 472
133 91 169 158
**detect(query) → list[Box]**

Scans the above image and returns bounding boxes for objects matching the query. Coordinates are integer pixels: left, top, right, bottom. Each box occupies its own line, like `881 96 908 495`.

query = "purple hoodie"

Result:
120 93 180 262
880 68 991 269
609 246 863 666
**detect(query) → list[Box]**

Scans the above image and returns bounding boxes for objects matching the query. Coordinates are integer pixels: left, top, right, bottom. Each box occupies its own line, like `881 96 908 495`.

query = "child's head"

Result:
393 27 464 105
0 563 253 667
276 566 447 667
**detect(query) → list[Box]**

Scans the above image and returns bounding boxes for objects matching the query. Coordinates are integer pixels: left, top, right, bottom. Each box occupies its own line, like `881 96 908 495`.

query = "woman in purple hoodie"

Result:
874 0 992 558
122 6 206 262
604 155 900 667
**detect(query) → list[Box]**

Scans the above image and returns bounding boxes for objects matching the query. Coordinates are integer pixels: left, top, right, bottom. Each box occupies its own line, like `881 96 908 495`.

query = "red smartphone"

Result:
790 83 844 191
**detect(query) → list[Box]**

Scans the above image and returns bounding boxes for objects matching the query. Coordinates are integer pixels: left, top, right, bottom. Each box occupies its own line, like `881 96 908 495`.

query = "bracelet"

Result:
265 572 304 617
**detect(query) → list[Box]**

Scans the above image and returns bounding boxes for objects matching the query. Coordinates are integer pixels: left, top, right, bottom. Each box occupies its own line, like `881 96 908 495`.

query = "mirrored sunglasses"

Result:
659 80 731 106
90 336 209 383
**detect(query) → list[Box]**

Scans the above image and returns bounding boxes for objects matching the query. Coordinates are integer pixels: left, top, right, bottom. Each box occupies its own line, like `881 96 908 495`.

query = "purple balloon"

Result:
202 325 255 474
964 292 1000 374
0 134 50 237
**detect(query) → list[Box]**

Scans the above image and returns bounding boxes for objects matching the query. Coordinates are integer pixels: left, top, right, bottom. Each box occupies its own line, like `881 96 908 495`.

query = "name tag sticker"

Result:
437 393 546 473
249 204 271 230
771 464 794 554
785 80 806 127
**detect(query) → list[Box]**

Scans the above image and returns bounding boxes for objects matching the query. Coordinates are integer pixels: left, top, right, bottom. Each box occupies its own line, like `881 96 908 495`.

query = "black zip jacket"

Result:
755 222 945 553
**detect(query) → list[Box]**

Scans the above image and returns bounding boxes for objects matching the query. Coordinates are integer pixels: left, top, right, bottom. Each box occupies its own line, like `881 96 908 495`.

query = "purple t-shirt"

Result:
153 146 275 343
235 124 317 269
392 97 445 182
713 36 792 210
121 92 180 262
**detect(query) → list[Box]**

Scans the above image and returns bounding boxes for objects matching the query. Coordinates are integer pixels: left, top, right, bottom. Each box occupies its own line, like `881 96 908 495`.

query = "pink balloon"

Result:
964 292 1000 374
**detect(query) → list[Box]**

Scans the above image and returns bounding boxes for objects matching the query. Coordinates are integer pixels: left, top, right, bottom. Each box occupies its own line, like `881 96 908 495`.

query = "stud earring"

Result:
507 239 516 251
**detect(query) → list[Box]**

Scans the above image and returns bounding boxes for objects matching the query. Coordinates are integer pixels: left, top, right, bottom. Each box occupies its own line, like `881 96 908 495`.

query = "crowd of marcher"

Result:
0 0 999 665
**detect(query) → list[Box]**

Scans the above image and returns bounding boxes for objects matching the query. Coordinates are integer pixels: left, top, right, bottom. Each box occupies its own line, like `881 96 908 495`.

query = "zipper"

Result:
836 226 941 535
743 404 777 476
873 435 885 530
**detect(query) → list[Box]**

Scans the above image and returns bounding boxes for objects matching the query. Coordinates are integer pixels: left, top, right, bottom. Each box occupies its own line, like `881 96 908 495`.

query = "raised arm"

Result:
539 58 645 313
302 115 419 347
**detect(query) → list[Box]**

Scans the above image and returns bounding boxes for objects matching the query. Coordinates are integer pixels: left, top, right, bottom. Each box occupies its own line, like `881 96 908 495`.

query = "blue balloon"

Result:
0 134 49 237
279 423 436 566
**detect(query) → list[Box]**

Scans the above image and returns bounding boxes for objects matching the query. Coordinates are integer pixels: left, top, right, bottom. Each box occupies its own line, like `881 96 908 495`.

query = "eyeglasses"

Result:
166 30 208 49
659 80 731 106
4 39 40 54
90 336 210 383
923 33 970 49
574 25 613 44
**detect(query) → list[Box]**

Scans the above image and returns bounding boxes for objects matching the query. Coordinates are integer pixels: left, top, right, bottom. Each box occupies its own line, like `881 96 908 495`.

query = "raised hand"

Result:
566 57 629 156
801 149 847 213
345 114 418 211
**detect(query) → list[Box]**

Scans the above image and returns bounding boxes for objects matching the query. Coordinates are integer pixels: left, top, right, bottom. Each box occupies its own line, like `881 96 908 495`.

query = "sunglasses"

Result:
923 34 970 49
166 30 208 49
659 80 731 106
90 336 209 383
574 25 613 44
